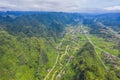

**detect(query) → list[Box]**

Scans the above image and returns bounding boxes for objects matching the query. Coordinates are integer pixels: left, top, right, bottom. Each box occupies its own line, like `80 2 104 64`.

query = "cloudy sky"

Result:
0 0 120 12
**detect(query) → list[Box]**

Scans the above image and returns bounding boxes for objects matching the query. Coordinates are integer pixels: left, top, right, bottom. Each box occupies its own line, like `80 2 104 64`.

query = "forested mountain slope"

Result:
0 12 120 80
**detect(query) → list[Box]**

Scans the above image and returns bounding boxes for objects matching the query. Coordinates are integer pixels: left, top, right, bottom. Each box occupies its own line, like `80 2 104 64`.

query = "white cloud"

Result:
104 6 120 11
0 0 87 12
0 0 120 12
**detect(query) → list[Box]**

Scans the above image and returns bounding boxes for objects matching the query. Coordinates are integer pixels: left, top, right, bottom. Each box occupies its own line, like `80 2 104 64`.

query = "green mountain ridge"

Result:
72 42 118 80
0 12 120 80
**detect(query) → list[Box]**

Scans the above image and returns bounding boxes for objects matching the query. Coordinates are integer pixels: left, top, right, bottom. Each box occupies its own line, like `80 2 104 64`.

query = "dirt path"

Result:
43 38 64 80
51 45 69 80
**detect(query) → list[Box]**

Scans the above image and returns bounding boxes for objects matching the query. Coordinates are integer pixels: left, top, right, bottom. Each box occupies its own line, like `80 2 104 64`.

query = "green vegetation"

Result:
0 30 58 80
0 12 120 80
72 42 107 80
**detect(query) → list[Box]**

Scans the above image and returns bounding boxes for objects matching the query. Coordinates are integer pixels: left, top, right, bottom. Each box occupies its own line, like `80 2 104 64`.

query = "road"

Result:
43 38 64 80
81 25 120 71
49 27 81 80
52 27 82 80
98 22 120 38
44 27 78 80
51 45 69 80
81 25 108 71
44 25 118 80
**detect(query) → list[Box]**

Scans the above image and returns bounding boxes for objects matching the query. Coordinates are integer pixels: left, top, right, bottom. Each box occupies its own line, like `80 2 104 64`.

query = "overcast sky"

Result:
0 0 120 12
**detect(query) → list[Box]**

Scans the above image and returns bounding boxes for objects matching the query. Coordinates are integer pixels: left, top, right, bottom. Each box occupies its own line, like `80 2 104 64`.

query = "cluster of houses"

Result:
103 52 120 68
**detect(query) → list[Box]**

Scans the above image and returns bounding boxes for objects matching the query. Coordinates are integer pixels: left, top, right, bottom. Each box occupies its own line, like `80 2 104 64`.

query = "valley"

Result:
0 12 120 80
43 24 120 80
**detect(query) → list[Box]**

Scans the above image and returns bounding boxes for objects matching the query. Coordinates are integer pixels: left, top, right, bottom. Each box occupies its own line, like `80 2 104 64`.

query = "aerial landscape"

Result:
0 0 120 80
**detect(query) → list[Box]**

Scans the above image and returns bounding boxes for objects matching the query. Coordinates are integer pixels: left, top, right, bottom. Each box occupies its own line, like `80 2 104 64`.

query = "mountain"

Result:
0 11 120 80
71 42 118 80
